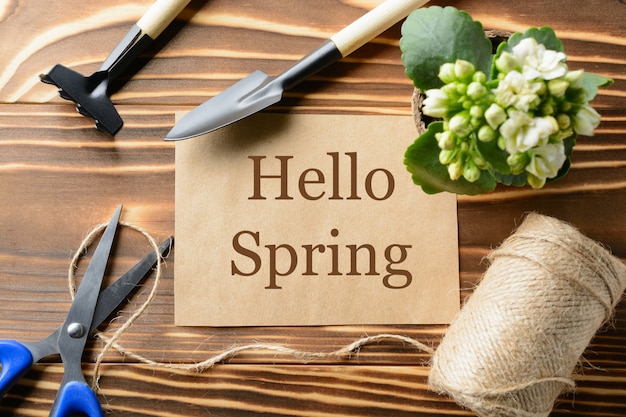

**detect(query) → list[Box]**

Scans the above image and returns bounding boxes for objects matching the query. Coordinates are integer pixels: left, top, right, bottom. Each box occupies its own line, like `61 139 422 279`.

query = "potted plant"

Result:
400 6 613 195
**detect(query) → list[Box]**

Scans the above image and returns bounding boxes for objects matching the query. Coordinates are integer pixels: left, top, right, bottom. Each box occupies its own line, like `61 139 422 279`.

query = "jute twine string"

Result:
428 213 626 417
70 213 626 416
67 220 435 392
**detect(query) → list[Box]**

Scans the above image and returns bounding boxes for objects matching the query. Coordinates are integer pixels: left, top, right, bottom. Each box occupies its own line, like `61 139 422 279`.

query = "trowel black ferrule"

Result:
276 40 344 92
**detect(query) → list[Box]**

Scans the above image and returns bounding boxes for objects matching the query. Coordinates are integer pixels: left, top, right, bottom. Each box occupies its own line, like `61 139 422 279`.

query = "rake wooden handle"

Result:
330 0 430 57
137 0 191 39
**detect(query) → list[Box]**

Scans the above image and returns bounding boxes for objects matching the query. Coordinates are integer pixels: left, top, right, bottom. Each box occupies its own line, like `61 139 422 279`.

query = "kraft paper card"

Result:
175 113 459 326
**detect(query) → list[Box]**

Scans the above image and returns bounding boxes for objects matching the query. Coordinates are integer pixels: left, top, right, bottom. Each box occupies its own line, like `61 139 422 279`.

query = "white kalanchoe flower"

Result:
525 142 567 188
493 70 543 112
511 37 567 80
500 110 558 154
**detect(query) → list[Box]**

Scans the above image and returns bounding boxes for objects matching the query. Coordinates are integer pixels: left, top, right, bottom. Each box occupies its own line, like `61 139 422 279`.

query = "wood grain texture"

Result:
1 0 626 415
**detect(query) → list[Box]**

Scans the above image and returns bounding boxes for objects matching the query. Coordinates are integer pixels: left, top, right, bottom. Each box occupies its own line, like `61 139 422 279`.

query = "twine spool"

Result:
429 213 626 416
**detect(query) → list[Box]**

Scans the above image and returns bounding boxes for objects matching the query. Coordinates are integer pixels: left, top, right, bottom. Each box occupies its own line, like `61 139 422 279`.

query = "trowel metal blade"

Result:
165 70 283 141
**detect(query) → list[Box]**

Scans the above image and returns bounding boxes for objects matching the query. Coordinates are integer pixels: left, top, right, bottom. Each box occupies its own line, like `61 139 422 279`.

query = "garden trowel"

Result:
165 0 430 141
40 0 191 135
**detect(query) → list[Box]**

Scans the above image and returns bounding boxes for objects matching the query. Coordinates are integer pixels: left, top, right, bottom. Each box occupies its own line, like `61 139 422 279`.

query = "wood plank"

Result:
1 0 624 110
2 363 626 417
2 0 626 415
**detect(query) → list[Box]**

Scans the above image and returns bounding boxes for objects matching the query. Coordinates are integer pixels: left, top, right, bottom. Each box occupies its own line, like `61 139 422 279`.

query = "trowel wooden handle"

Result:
330 0 430 56
137 0 191 39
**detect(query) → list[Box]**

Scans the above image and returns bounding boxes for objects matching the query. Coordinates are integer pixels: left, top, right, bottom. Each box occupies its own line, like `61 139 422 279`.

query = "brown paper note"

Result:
175 113 459 326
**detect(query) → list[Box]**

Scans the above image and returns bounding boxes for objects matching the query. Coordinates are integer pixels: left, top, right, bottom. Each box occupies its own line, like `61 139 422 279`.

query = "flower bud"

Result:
485 103 507 129
422 89 449 118
495 51 519 74
436 131 456 150
447 161 464 180
467 82 487 99
554 126 574 141
547 79 569 97
573 104 601 136
449 112 472 137
454 60 475 82
477 125 496 142
472 152 488 170
506 152 530 174
438 63 457 84
564 69 584 88
470 105 484 120
557 113 571 130
541 103 555 116
463 161 481 182
439 149 456 165
473 71 487 84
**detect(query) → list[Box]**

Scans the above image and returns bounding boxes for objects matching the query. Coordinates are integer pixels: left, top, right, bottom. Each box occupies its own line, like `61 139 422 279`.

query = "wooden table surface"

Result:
1 0 626 415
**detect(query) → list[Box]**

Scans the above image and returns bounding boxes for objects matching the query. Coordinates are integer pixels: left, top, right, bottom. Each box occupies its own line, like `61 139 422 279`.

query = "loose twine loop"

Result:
67 220 435 392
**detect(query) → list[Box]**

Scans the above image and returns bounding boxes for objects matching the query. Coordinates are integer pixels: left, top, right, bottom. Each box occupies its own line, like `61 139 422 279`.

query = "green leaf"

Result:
581 72 614 101
400 6 493 91
493 171 528 187
404 122 497 195
505 26 564 52
475 137 511 174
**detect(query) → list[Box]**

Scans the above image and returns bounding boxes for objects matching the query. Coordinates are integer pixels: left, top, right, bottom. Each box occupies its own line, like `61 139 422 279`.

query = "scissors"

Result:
0 205 172 416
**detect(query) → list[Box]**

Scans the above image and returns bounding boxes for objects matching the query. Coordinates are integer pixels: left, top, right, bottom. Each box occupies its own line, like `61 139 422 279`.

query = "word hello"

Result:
248 152 395 201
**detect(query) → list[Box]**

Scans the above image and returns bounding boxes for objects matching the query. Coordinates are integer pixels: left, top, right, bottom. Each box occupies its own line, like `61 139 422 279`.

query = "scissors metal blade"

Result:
91 236 172 329
56 206 121 376
21 236 173 364
61 205 122 341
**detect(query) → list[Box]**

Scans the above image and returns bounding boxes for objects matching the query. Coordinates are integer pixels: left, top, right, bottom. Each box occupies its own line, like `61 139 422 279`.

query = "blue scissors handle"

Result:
51 380 103 417
0 340 34 398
